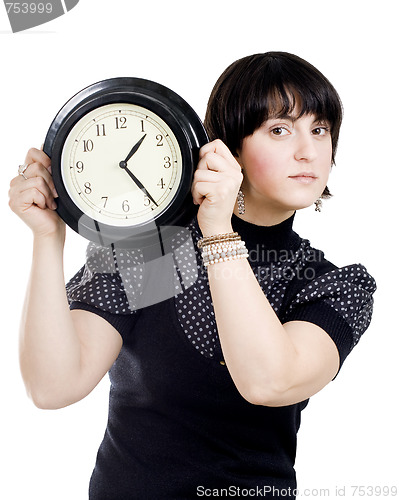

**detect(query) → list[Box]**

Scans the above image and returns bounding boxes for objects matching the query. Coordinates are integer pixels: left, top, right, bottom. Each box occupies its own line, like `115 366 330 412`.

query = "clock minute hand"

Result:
123 134 147 164
119 163 158 207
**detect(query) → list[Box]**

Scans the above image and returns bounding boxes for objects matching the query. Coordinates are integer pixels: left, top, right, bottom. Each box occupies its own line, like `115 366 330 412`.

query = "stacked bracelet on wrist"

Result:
197 231 249 267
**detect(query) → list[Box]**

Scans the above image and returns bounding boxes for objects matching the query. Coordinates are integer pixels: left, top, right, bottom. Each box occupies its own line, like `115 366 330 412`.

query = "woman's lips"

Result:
289 173 318 184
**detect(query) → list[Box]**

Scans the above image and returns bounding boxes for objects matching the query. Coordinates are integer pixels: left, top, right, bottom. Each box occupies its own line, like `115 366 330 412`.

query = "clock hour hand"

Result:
119 162 158 207
123 134 147 164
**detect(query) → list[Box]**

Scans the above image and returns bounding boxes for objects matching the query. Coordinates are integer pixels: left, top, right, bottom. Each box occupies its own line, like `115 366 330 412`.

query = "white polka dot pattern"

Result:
66 218 376 361
174 223 314 357
287 265 376 349
66 226 199 313
173 221 375 358
66 242 137 314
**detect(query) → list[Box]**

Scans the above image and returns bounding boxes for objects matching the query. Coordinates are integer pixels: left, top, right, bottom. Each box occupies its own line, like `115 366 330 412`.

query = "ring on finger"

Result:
18 163 30 180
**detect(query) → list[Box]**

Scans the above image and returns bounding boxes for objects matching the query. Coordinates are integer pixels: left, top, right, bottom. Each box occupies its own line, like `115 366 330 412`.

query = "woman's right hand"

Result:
8 147 65 241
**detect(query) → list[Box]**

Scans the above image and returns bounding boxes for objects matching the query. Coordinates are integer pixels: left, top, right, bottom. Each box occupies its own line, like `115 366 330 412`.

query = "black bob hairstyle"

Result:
204 52 343 199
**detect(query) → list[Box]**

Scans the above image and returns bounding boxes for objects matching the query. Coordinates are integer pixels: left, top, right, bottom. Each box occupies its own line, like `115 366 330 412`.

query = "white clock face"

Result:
61 102 183 227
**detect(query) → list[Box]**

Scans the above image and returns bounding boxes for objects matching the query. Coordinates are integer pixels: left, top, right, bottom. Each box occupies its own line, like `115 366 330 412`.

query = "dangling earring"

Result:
314 198 322 212
237 189 245 215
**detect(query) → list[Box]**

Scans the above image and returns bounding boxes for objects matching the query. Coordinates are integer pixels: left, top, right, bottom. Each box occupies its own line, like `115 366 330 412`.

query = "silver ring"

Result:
18 163 29 174
18 163 29 180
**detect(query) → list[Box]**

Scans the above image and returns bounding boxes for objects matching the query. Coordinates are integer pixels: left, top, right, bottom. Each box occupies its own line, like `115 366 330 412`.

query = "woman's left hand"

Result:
192 139 243 237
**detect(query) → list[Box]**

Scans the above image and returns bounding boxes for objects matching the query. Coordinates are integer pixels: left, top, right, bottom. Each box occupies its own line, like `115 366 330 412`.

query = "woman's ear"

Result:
235 150 243 167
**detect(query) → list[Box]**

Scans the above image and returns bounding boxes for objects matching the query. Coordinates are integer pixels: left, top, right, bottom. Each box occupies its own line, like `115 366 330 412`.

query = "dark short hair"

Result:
204 52 343 198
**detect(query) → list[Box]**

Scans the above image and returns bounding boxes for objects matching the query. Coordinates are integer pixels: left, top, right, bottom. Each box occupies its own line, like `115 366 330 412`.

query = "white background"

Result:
1 1 397 498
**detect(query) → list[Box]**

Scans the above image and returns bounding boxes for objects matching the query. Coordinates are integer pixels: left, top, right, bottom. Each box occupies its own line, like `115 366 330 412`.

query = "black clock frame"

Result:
43 78 208 248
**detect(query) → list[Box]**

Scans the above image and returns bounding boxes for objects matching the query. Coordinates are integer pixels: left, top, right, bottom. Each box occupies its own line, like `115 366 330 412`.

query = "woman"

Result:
9 52 376 499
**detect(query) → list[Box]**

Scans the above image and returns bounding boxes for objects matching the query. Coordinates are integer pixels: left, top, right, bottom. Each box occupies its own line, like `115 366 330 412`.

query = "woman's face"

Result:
236 112 333 224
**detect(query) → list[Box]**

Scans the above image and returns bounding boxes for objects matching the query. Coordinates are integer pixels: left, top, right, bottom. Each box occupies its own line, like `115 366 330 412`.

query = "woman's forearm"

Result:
207 258 298 404
19 234 81 407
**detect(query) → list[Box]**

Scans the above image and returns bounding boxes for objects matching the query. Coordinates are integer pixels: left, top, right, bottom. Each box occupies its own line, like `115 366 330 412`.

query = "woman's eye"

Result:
271 127 289 136
312 127 330 136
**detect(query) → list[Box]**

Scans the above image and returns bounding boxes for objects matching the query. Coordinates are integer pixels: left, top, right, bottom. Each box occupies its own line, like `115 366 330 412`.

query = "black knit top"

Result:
66 213 376 499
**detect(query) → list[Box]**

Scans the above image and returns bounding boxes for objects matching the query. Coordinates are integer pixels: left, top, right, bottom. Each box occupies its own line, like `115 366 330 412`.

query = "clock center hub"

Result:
119 160 127 169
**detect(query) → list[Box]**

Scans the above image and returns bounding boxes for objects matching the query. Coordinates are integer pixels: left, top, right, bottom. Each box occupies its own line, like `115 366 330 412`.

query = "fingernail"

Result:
52 200 57 210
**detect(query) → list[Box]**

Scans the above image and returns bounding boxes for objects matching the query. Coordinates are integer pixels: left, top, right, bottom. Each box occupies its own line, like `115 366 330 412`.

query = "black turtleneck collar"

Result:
231 212 301 256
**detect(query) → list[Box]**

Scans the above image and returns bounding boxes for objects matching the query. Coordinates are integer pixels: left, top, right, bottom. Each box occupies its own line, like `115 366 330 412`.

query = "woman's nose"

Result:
294 134 317 162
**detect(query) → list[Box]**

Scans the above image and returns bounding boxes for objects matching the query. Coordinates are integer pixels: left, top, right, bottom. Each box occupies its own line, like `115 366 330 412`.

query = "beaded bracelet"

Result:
197 232 249 267
197 231 240 249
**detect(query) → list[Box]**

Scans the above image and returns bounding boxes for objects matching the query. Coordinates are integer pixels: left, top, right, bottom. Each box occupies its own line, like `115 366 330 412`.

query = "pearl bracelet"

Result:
197 232 249 267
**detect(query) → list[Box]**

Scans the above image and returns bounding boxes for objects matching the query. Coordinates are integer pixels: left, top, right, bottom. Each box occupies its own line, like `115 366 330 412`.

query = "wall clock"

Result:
43 78 208 248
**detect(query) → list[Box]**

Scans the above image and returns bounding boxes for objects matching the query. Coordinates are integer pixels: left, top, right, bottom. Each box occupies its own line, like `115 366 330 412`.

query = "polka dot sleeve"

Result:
66 242 141 338
283 264 376 369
